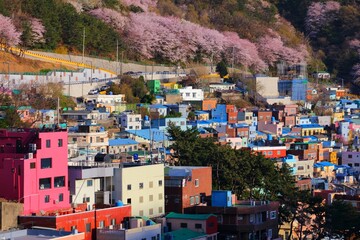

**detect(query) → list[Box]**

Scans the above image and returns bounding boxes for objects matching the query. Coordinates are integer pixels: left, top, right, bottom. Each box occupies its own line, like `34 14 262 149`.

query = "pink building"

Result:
0 128 70 215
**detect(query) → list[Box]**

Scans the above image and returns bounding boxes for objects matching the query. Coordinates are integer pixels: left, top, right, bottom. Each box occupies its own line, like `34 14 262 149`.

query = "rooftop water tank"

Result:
115 200 124 207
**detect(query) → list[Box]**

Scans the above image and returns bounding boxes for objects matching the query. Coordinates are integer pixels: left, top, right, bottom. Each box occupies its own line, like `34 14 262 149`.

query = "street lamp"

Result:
3 62 9 89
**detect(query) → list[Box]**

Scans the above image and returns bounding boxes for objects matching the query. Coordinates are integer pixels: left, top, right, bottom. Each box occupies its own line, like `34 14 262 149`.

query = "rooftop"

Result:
109 138 138 146
166 212 215 220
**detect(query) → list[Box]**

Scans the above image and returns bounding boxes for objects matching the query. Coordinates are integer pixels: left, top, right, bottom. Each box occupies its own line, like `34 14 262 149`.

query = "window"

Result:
268 151 273 155
270 211 277 219
46 140 51 148
180 223 187 228
195 179 199 187
158 180 163 186
41 158 52 169
149 208 153 215
349 163 353 167
71 226 77 231
159 207 163 213
355 163 360 167
111 219 116 225
151 237 156 240
83 197 90 203
59 193 64 202
30 162 36 169
149 195 153 201
86 223 91 232
298 166 304 171
139 196 143 203
190 196 195 205
127 198 131 204
87 180 93 187
139 182 144 189
195 195 200 204
195 223 202 229
58 139 63 147
39 178 51 189
139 210 144 216
54 176 65 188
158 193 163 200
149 181 153 188
99 221 104 228
277 151 281 155
127 184 132 190
44 195 50 203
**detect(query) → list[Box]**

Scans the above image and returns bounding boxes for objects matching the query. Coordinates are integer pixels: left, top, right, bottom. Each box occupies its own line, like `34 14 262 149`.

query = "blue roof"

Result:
127 129 169 142
300 124 323 129
109 138 138 146
155 95 164 99
314 161 335 168
282 127 291 135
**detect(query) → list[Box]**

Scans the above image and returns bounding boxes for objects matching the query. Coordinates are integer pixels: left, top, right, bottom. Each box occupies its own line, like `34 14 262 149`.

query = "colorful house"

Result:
0 128 70 215
165 166 212 214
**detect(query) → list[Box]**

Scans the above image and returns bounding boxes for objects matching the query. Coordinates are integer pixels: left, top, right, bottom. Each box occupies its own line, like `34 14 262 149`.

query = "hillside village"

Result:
1 0 360 239
0 57 359 240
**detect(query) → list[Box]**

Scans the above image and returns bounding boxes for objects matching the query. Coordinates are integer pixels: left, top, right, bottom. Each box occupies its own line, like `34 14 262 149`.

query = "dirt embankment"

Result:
0 52 75 73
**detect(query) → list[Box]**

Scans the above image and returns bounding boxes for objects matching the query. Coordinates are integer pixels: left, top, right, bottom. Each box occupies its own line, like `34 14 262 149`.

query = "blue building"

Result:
211 104 227 121
278 78 308 101
291 78 308 101
212 190 232 207
150 117 187 131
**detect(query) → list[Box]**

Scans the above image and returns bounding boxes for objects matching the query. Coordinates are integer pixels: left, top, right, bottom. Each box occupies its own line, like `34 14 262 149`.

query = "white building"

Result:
86 94 125 105
179 86 204 101
68 164 116 210
255 76 279 98
114 163 165 218
119 111 142 130
209 83 235 93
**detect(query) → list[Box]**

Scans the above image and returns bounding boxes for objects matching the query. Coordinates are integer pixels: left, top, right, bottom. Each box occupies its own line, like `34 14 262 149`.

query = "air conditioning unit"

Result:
109 225 113 229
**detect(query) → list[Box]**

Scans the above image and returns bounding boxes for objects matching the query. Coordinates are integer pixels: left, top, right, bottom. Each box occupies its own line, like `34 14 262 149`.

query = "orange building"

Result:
202 99 217 111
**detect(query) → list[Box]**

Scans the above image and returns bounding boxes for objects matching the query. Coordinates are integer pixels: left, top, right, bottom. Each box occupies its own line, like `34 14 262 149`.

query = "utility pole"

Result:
116 39 119 75
231 47 235 76
3 62 9 89
82 27 85 65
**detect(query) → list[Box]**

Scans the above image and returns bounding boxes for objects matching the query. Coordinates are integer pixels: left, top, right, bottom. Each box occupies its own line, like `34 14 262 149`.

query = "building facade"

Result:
0 128 70 215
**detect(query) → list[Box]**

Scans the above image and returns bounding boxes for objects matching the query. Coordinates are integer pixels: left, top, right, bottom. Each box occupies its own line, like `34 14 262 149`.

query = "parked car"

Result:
100 85 110 91
88 89 99 95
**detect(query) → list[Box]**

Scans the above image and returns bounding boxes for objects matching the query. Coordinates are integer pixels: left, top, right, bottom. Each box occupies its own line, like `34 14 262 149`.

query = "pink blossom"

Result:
29 18 46 43
257 33 308 66
0 14 21 46
305 1 340 37
121 0 157 12
89 8 128 33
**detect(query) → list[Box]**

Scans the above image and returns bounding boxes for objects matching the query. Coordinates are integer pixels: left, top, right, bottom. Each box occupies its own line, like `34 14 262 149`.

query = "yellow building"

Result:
114 163 165 218
332 111 344 123
329 151 338 165
301 125 326 137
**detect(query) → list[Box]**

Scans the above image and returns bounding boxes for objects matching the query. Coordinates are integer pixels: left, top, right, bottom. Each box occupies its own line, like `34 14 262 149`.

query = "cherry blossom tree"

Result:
0 14 21 46
89 8 128 33
305 1 341 37
257 32 308 67
349 39 360 82
29 18 46 43
121 0 157 12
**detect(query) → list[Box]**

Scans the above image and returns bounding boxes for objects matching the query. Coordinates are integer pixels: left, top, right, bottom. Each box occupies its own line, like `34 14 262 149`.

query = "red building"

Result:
252 146 287 159
0 128 70 215
19 205 131 240
165 166 212 214
226 105 237 124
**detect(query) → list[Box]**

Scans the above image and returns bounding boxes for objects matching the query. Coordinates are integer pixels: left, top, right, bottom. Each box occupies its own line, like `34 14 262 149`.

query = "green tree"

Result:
325 200 360 239
216 61 228 78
